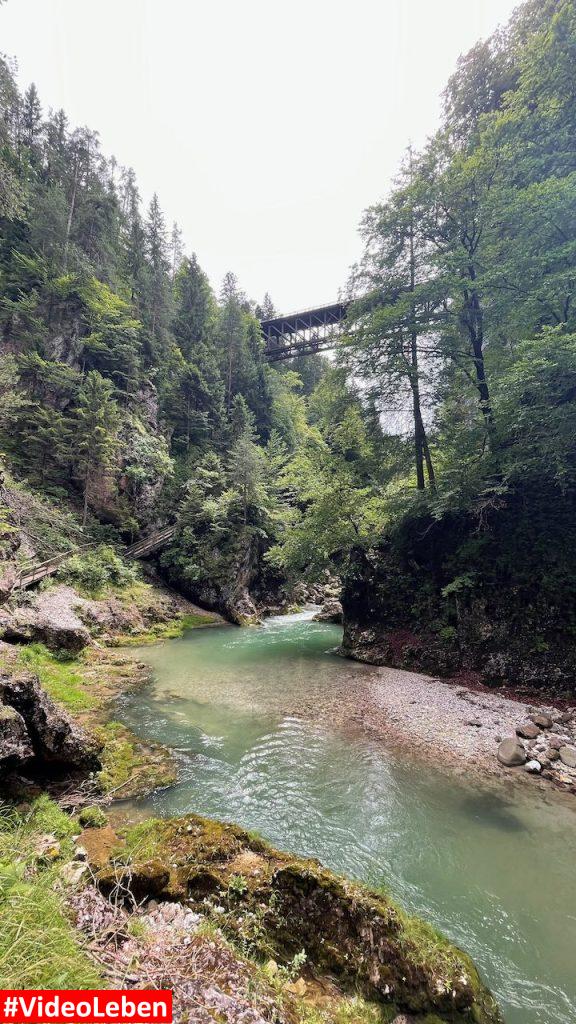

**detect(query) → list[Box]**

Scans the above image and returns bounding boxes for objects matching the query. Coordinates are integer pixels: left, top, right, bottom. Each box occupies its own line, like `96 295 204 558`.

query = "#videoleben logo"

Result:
0 992 173 1024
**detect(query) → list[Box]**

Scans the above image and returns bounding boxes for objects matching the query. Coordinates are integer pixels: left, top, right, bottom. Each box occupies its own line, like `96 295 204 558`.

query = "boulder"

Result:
530 713 553 729
559 745 576 768
1 586 90 653
0 671 101 774
0 703 33 771
516 722 540 740
312 599 343 624
497 738 527 767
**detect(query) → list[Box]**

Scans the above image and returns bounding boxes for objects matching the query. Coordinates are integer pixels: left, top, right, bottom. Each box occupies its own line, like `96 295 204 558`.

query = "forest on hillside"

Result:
1 0 576 680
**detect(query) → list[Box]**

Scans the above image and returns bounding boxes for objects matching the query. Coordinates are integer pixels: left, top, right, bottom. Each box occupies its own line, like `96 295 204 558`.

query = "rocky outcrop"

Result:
87 813 502 1024
313 598 343 623
0 702 33 771
0 586 90 652
0 670 101 776
341 478 576 693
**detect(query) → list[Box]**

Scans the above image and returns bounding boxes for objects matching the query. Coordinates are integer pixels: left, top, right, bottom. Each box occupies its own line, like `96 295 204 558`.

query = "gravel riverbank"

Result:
335 662 576 795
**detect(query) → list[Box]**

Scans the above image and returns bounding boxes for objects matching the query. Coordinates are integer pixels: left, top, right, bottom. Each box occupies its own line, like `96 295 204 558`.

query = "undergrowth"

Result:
0 796 103 988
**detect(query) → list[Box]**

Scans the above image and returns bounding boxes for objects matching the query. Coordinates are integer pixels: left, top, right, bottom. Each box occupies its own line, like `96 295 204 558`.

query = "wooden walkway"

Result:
17 543 96 590
15 525 177 591
125 524 176 559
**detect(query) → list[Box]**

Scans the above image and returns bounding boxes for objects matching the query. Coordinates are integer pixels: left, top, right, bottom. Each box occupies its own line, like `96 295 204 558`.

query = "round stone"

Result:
497 738 527 767
559 745 576 768
516 722 540 740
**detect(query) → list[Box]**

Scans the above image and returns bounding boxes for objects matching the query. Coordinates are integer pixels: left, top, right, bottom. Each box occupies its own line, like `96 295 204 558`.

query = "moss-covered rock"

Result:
87 813 502 1024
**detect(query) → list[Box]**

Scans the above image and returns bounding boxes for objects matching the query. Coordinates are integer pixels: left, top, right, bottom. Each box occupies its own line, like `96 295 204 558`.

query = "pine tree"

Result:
21 83 42 150
72 371 120 526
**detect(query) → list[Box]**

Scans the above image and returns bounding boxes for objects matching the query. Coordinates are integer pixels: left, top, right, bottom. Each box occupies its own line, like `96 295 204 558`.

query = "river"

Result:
116 612 576 1024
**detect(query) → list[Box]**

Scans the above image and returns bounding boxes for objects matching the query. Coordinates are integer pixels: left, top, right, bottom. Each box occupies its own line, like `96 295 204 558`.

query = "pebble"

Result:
525 760 542 774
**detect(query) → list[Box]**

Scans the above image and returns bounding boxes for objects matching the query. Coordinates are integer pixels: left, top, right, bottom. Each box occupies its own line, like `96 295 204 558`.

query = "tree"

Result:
170 221 184 280
145 192 171 363
346 148 437 490
72 371 120 526
21 83 42 150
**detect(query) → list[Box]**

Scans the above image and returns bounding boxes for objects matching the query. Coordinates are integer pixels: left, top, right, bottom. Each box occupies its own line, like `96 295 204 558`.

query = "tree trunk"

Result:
464 265 493 434
82 467 90 528
63 157 79 272
407 153 436 492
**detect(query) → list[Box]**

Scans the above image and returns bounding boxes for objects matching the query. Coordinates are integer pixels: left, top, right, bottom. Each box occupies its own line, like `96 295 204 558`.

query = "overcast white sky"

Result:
2 0 519 312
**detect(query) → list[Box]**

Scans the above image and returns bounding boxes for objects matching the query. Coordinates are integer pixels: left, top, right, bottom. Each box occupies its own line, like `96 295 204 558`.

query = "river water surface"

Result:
118 613 576 1024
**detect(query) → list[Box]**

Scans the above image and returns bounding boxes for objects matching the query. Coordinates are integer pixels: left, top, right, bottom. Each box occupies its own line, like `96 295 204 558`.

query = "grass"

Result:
113 611 219 646
15 644 97 712
0 796 104 989
95 721 176 796
296 997 396 1024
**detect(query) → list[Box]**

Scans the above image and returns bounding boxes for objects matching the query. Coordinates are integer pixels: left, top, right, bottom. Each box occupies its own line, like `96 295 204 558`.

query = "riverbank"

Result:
332 661 576 797
0 577 223 800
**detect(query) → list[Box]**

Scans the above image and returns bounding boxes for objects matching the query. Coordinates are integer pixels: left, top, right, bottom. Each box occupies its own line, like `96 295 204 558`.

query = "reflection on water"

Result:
117 615 576 1024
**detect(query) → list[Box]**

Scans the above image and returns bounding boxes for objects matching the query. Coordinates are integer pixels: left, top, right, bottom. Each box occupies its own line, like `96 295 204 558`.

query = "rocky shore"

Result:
332 662 576 797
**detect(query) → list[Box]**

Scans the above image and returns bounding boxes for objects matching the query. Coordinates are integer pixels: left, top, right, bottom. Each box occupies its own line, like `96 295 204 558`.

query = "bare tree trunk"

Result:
407 149 436 491
63 157 79 272
82 467 90 528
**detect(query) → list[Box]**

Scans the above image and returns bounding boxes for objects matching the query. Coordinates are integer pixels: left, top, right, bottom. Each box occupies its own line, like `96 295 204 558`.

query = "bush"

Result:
58 545 140 596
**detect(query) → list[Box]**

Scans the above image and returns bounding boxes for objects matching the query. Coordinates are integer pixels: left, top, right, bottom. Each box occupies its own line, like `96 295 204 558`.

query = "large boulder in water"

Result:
313 599 343 624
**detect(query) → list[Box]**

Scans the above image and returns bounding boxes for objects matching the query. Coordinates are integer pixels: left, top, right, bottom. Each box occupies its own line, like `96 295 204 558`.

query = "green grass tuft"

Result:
16 644 97 712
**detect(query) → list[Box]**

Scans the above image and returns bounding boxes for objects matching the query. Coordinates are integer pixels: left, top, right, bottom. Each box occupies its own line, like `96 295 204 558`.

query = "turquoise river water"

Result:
117 613 576 1024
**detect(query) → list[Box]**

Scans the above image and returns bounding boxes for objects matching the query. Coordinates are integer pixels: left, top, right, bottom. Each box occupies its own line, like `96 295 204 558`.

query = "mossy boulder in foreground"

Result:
86 813 502 1024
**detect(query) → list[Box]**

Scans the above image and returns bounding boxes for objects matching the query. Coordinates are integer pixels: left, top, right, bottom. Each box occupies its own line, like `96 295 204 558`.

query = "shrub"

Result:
58 545 140 596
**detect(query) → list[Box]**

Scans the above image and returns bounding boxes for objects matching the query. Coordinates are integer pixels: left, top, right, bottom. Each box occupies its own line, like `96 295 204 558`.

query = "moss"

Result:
95 721 177 797
13 644 97 712
0 797 103 989
113 611 219 646
78 805 107 828
87 813 502 1024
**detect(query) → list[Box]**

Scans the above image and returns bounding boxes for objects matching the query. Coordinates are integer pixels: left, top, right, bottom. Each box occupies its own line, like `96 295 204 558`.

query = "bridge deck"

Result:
261 300 349 361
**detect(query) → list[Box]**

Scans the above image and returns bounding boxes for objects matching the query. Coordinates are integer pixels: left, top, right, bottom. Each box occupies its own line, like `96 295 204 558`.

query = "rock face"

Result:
341 481 576 692
0 671 101 776
0 702 33 771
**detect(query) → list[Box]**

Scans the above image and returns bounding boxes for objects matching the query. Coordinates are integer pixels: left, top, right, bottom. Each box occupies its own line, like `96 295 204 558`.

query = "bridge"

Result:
261 300 349 362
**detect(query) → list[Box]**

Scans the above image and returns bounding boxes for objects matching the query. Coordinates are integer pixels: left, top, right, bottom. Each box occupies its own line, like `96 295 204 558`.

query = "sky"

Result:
1 0 519 312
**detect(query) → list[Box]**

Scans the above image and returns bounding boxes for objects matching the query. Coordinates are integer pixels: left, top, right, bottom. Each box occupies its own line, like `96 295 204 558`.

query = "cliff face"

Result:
341 483 576 693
